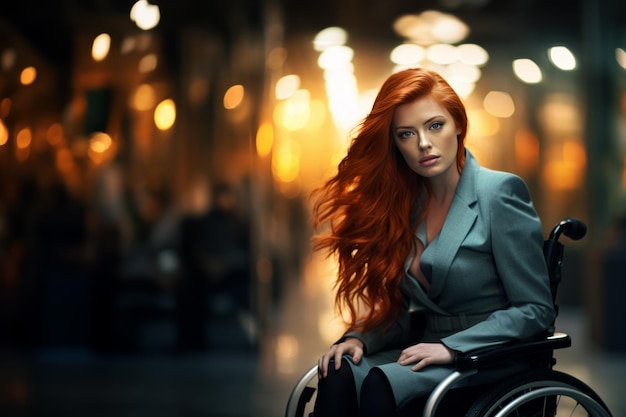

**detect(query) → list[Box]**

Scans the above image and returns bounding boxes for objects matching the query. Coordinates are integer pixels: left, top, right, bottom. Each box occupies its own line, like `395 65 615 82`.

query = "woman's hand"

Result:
398 343 455 371
318 338 364 378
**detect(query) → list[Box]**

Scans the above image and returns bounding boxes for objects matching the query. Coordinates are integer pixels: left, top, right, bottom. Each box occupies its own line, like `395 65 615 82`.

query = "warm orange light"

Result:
46 123 64 146
89 132 112 153
88 132 113 164
16 128 31 148
318 309 346 346
0 119 8 146
223 85 244 109
514 128 540 175
154 99 176 130
542 140 586 191
563 140 586 168
272 139 300 183
307 99 327 131
275 333 299 374
483 91 515 118
0 98 11 118
273 89 310 131
20 66 37 85
468 108 500 137
256 122 274 158
56 148 74 173
132 83 156 110
15 130 31 160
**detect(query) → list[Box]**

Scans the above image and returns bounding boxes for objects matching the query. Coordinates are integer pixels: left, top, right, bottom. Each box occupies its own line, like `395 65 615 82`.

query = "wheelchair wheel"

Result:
285 366 318 417
464 370 612 417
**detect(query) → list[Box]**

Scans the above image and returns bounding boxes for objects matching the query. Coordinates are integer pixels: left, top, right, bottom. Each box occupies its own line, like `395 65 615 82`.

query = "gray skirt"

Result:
345 349 455 409
345 349 528 410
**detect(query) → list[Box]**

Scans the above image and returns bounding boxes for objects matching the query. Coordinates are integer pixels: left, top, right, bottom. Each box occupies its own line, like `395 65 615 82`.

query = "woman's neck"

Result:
428 170 460 205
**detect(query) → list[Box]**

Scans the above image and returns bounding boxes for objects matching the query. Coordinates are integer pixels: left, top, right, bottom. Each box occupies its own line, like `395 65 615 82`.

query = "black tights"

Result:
360 368 397 417
312 359 397 417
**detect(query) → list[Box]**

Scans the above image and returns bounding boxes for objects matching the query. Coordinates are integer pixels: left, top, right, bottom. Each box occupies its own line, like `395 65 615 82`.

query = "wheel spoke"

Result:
566 399 580 417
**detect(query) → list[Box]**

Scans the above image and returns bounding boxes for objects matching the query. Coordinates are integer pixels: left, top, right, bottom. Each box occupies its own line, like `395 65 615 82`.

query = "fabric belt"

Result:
426 312 493 333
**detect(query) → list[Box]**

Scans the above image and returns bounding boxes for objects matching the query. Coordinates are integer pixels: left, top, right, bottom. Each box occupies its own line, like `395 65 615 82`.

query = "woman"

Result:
310 68 555 417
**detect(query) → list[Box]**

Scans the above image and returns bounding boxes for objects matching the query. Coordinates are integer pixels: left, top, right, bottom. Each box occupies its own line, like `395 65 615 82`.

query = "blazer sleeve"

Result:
441 174 556 353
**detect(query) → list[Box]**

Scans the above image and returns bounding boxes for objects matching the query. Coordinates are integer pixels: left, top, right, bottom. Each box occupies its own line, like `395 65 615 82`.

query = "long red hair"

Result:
312 68 468 333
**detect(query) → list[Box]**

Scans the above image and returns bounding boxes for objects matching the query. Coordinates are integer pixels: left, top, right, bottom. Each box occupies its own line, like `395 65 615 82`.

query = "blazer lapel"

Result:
428 150 479 299
401 274 450 315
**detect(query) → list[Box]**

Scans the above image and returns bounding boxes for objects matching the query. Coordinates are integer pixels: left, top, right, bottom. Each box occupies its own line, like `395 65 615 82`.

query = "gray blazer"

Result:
344 150 556 355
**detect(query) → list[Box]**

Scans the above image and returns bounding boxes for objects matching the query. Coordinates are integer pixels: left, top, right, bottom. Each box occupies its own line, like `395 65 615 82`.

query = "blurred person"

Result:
177 181 251 350
311 68 555 417
114 181 181 352
20 173 90 348
89 156 128 353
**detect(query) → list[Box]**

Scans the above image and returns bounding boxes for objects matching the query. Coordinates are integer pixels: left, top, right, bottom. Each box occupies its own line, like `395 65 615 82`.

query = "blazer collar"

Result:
427 149 479 299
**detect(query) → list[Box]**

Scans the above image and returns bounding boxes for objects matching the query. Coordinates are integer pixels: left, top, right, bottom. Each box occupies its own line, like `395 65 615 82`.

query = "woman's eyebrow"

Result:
422 115 445 125
393 115 445 129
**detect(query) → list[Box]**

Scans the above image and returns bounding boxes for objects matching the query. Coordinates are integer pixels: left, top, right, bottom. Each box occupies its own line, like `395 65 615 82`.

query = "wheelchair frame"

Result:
284 218 614 417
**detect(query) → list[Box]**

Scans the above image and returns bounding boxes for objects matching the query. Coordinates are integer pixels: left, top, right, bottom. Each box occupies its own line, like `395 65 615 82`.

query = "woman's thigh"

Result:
343 349 402 403
374 362 456 409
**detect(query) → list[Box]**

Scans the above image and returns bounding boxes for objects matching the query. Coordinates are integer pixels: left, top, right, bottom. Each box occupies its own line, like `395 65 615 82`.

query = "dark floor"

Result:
1 254 624 417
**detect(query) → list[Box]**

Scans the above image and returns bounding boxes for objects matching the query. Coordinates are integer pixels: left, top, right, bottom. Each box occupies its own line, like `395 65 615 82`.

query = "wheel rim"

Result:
484 386 610 417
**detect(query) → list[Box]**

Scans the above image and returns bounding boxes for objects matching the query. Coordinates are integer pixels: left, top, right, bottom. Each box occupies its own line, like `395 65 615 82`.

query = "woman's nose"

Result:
418 135 432 150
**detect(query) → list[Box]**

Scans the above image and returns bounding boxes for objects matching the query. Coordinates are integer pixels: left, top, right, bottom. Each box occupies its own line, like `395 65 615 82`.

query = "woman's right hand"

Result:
318 337 364 378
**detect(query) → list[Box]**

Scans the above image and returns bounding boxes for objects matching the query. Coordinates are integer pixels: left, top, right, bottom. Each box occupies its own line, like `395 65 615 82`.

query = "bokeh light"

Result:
154 99 176 130
224 85 245 109
130 0 160 30
549 46 576 71
313 27 348 52
483 91 516 118
92 33 111 61
19 66 37 85
513 58 543 84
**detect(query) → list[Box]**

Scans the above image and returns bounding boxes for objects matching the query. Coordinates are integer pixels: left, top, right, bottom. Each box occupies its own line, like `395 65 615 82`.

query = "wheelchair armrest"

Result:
454 332 571 371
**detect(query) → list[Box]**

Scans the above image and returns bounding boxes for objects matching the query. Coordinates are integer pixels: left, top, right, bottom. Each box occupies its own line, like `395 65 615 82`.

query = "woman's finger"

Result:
351 347 363 364
333 345 345 370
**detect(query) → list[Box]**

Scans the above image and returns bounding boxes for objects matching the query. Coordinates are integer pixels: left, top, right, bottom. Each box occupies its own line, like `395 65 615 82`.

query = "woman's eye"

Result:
430 122 443 130
399 131 413 139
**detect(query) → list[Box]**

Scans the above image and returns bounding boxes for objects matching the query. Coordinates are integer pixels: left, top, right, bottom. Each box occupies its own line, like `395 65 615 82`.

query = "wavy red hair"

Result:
312 68 468 333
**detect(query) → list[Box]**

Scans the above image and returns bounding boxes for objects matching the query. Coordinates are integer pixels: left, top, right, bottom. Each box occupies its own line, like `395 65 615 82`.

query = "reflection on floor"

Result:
0 253 624 417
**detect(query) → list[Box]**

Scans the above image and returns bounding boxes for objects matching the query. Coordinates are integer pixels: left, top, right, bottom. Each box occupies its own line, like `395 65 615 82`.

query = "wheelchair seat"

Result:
285 218 614 417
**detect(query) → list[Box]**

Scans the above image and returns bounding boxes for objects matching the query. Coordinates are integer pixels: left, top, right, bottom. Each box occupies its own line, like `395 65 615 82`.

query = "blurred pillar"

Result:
581 0 625 349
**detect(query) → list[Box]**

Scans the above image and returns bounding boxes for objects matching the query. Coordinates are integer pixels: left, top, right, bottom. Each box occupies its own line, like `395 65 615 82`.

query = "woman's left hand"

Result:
398 343 455 371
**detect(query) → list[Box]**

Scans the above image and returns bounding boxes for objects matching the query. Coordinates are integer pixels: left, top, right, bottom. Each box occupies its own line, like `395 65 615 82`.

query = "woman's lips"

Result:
419 155 439 166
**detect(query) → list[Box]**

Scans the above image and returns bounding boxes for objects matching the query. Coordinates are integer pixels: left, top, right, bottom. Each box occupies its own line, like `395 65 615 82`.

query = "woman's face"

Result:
392 96 461 181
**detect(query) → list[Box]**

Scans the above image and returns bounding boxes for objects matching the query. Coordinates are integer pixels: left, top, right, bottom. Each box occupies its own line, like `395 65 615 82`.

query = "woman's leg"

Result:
359 368 397 417
360 369 428 417
312 358 358 417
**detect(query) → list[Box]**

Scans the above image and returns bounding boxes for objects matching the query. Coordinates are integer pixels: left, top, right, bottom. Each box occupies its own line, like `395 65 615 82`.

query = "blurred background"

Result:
0 0 625 416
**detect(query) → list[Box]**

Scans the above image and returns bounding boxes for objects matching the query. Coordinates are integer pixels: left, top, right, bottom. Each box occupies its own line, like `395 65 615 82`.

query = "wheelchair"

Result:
284 218 614 417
